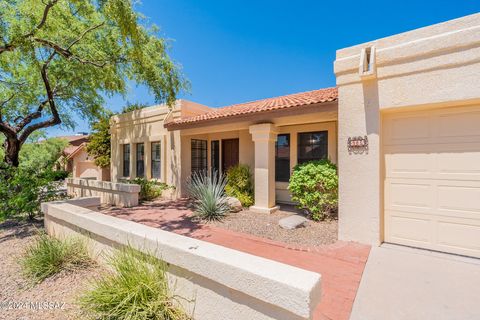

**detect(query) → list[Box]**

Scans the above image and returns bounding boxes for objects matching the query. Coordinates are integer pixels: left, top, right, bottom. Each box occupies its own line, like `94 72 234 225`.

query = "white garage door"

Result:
383 105 480 258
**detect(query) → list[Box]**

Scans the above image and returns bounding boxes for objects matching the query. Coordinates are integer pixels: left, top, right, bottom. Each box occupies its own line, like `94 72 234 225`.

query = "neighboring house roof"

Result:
58 135 89 146
65 142 87 160
165 87 338 129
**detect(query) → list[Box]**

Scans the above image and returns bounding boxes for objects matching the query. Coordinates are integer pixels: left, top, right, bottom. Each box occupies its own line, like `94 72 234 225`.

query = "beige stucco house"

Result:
110 13 480 259
59 134 110 181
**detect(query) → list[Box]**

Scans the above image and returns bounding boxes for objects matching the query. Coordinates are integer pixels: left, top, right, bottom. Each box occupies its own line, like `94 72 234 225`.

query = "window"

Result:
211 140 220 175
122 144 130 177
275 134 290 182
136 143 145 177
191 139 207 175
151 141 161 179
297 131 328 164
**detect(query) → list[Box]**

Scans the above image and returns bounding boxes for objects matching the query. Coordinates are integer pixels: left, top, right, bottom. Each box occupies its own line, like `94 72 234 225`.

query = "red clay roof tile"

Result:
166 87 337 128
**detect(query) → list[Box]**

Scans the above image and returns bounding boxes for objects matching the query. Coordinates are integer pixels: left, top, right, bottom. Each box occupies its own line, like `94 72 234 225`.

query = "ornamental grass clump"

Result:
288 159 338 221
21 232 92 284
187 171 230 221
79 246 190 320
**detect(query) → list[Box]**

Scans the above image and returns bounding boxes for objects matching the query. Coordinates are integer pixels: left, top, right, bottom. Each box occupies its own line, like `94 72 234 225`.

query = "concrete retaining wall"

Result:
66 178 140 207
41 200 322 320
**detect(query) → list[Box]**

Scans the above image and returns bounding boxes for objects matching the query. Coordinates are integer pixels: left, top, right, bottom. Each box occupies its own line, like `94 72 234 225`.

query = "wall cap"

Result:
66 178 141 193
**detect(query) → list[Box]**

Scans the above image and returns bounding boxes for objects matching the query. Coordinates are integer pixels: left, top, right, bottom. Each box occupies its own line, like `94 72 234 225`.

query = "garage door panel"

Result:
385 144 480 180
436 147 480 179
386 180 433 213
384 150 433 179
434 110 480 141
437 219 480 253
385 210 432 244
384 114 431 144
383 105 480 258
437 183 480 218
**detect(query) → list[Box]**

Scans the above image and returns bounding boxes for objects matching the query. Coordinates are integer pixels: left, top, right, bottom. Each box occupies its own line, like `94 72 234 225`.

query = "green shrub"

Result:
50 170 70 181
225 164 254 207
124 177 172 201
21 233 92 283
187 171 230 221
0 163 66 220
79 245 190 320
288 160 338 221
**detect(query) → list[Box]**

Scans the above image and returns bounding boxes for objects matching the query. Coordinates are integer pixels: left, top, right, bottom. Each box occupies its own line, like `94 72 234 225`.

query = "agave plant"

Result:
187 171 230 221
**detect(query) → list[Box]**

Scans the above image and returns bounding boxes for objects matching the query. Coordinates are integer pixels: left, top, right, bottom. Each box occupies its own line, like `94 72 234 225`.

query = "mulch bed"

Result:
210 206 338 247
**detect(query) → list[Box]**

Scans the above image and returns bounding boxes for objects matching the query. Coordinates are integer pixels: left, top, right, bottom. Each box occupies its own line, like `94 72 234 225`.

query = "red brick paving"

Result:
102 200 370 320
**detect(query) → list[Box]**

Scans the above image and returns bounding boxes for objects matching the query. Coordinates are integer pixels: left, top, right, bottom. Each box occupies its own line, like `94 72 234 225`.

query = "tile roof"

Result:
64 143 87 159
166 87 337 128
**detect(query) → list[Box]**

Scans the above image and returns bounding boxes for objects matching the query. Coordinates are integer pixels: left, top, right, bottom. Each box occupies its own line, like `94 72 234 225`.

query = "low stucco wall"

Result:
66 178 140 207
41 200 322 320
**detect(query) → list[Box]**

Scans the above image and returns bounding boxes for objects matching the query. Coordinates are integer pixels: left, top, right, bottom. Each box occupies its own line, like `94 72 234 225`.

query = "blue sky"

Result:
47 0 479 136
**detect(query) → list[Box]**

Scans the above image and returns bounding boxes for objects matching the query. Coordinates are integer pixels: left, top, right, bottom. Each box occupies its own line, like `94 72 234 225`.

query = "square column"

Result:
249 123 279 214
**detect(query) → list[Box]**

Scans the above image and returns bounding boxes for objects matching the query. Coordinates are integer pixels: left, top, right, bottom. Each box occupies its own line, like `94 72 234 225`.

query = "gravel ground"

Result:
0 219 101 320
211 206 338 247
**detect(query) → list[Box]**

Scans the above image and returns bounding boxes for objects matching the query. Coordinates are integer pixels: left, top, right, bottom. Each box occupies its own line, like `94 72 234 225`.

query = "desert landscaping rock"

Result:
279 215 308 230
225 196 242 212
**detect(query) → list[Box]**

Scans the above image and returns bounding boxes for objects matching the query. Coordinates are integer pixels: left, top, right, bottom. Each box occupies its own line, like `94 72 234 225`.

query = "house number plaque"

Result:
348 136 368 154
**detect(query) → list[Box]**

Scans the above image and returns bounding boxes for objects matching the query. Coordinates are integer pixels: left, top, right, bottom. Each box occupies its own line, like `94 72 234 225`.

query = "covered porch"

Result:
166 88 338 213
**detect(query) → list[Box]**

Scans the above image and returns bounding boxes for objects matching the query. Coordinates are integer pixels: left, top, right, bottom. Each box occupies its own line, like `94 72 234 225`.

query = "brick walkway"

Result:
102 201 370 320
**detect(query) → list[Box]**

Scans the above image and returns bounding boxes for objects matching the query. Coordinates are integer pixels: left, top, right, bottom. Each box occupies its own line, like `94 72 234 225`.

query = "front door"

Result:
222 139 239 173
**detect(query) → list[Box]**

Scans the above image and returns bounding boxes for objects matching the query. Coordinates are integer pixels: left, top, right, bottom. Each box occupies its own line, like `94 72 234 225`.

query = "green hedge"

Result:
288 160 338 221
123 177 172 201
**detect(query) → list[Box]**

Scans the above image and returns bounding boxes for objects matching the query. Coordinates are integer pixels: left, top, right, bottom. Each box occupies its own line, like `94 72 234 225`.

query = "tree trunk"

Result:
3 137 21 167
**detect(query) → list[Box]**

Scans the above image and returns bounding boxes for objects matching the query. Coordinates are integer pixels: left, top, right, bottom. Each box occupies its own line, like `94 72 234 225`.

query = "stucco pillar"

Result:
129 143 135 179
145 140 152 180
249 123 279 214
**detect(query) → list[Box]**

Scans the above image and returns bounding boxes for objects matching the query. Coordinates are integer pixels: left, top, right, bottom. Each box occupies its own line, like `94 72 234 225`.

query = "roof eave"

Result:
164 99 338 131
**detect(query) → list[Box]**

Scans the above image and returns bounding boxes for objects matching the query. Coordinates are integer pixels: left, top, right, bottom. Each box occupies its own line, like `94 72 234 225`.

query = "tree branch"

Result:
66 22 105 50
0 93 15 110
34 37 106 67
18 55 60 142
30 0 59 36
14 100 49 131
0 0 59 55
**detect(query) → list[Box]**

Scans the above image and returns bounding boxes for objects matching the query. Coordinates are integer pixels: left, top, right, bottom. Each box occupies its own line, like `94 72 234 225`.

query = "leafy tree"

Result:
0 130 68 169
121 102 148 114
0 0 186 167
85 112 111 168
19 134 68 170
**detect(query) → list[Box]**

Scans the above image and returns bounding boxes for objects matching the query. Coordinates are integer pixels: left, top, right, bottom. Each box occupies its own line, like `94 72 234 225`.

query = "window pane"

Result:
275 134 290 182
297 131 328 164
151 142 161 179
123 144 130 177
191 139 207 175
136 143 145 177
211 140 219 175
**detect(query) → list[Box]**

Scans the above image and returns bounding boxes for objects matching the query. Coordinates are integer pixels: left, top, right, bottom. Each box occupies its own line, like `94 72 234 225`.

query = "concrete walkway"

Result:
351 244 480 320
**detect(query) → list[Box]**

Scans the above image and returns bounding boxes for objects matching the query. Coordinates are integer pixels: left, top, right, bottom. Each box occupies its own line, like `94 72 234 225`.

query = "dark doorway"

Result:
222 138 239 173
